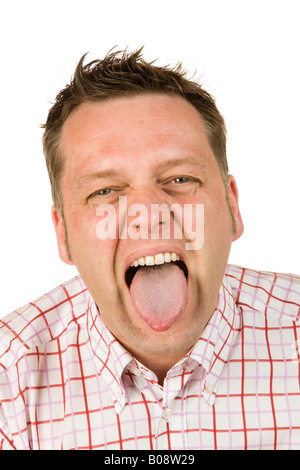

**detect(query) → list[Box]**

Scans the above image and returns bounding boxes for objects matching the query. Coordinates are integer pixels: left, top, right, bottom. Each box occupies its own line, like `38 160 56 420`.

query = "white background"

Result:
0 0 299 317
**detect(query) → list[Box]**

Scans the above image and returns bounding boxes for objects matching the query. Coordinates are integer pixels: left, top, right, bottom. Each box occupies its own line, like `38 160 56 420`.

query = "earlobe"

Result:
51 205 74 265
227 175 244 242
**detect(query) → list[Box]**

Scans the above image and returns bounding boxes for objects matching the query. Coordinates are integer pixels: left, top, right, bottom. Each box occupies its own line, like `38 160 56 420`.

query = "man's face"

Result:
53 94 243 367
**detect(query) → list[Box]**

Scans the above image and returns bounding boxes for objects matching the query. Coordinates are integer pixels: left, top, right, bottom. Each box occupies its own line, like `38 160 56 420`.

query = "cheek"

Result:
203 197 234 248
65 209 117 265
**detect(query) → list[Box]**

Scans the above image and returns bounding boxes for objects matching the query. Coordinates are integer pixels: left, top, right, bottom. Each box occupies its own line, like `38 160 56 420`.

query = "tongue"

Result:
129 263 187 331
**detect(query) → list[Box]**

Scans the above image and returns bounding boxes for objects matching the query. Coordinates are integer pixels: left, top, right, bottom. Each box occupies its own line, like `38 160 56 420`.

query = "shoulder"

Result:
0 275 89 370
225 264 300 322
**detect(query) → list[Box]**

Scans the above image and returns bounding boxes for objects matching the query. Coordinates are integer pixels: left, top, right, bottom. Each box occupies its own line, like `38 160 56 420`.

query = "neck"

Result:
134 349 191 386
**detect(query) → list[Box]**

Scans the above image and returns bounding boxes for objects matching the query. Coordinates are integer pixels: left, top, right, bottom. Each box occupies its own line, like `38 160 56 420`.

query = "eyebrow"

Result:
75 157 207 191
76 169 125 191
152 157 208 174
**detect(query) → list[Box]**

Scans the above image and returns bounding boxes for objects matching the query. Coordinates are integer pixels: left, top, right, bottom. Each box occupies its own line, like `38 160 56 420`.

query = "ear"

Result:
227 175 244 242
51 205 74 265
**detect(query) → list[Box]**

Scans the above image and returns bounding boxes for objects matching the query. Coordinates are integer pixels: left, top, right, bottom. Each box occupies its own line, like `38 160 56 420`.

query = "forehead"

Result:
62 93 207 143
60 93 214 176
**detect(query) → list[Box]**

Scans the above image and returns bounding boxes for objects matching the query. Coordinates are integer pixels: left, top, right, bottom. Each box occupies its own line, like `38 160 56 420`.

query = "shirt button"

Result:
131 366 141 377
115 391 123 401
162 407 172 421
205 382 213 394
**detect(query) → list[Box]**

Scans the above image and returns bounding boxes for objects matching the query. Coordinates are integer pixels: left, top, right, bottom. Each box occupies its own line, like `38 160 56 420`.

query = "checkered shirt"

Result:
1 264 300 450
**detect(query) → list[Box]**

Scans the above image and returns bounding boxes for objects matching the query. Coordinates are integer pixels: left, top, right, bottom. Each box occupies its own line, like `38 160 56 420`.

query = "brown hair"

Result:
42 47 228 214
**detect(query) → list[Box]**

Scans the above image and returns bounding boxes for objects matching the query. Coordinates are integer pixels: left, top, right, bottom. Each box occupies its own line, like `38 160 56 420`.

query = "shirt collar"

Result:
86 294 133 414
190 266 241 405
85 267 241 411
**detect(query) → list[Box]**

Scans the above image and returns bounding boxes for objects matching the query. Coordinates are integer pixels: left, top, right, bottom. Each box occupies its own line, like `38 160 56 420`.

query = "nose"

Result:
119 189 181 241
129 201 169 240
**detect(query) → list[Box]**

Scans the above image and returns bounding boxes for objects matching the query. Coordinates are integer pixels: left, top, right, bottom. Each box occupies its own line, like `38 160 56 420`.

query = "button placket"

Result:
130 366 141 377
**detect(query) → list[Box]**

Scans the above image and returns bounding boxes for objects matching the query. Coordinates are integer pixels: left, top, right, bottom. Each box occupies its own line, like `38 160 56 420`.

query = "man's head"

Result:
43 49 243 375
42 48 229 216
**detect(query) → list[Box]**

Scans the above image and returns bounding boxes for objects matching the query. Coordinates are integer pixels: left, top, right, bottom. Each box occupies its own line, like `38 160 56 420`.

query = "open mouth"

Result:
125 251 188 288
125 251 189 331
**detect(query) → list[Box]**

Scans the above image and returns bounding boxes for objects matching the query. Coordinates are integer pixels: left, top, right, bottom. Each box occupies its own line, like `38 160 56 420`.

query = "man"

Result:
0 48 299 450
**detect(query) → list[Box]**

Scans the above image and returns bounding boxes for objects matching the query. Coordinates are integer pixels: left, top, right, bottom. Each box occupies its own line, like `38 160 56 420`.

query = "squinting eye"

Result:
172 177 190 184
97 188 113 195
93 188 114 197
163 176 203 192
87 188 114 201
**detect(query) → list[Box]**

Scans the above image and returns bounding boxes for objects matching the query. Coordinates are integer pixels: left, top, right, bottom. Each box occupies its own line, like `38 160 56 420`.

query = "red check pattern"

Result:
1 264 300 450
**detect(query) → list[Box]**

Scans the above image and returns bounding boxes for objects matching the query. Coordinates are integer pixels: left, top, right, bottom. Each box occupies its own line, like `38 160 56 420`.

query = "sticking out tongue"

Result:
129 263 188 331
